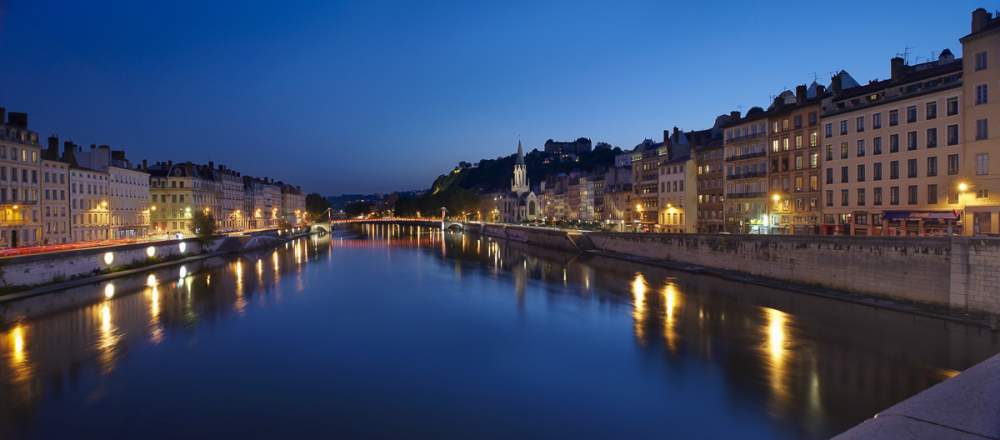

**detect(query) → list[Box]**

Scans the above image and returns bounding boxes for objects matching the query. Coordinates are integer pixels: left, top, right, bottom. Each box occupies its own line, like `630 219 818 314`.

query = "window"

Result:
840 120 848 135
809 175 818 191
840 142 848 159
783 137 790 151
794 115 802 129
874 162 883 181
809 112 817 126
825 168 833 184
927 156 938 177
825 190 833 207
857 139 865 157
772 140 780 153
873 136 882 155
947 97 959 116
907 158 918 178
890 134 899 153
825 123 832 137
977 84 989 105
810 152 818 168
841 189 849 206
890 186 899 205
976 51 988 71
890 161 899 179
825 144 833 161
928 184 938 205
977 119 989 140
906 105 917 123
794 176 803 192
795 154 803 170
872 112 882 129
889 109 899 126
948 154 960 175
907 131 918 150
857 188 866 206
841 166 849 183
926 128 937 148
977 153 989 175
809 131 818 147
857 164 866 182
874 187 883 205
926 101 937 120
856 116 865 132
907 185 918 205
947 124 959 145
794 135 802 149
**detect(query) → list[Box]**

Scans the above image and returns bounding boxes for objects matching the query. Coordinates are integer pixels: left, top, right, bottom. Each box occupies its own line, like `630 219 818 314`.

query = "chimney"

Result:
795 84 807 102
831 73 843 94
890 57 906 80
46 136 59 160
730 110 740 120
142 159 148 170
663 129 670 144
0 107 5 125
7 112 27 128
48 136 59 150
815 85 826 97
63 141 78 166
972 8 992 34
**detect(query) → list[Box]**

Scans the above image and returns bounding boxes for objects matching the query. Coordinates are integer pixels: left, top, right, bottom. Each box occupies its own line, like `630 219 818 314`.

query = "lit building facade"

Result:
766 85 824 234
41 138 69 244
723 110 770 233
960 8 1000 234
0 110 42 248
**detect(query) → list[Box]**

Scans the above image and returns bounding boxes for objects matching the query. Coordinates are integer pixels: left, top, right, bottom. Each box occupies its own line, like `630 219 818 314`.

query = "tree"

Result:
344 201 374 217
306 193 331 219
191 211 217 240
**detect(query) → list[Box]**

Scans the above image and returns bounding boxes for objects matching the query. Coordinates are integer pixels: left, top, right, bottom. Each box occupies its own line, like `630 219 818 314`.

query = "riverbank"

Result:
465 223 1000 328
0 229 314 306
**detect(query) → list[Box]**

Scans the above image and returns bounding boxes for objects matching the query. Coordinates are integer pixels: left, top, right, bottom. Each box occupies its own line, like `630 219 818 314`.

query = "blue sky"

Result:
0 0 985 194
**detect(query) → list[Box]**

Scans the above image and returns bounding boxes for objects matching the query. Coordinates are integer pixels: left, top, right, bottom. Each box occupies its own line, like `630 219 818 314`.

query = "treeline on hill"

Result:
394 146 620 217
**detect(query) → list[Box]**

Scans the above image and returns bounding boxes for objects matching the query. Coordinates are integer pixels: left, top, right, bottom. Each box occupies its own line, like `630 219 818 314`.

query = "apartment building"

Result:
0 110 42 248
279 182 306 225
693 117 728 233
148 162 218 236
108 151 150 239
723 109 770 233
821 52 964 235
766 85 825 234
41 138 69 244
961 8 1000 234
631 137 666 231
602 165 633 231
658 128 697 233
244 176 281 229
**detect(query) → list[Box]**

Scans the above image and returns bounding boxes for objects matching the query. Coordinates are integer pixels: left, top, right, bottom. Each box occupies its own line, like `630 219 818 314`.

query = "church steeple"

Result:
511 140 529 194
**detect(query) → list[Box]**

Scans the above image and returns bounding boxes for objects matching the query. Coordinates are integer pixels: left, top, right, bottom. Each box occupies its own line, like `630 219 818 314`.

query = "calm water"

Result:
0 225 997 439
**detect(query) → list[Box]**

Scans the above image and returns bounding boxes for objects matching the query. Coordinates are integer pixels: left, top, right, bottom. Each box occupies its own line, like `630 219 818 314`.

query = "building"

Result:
631 137 666 231
279 182 306 225
602 164 634 230
65 143 111 243
658 128 698 233
766 84 825 234
108 151 150 239
148 161 217 236
543 137 592 156
244 176 281 229
723 109 770 233
960 8 1000 234
821 53 963 235
41 137 69 244
694 116 728 233
0 109 42 248
211 164 245 231
499 141 539 223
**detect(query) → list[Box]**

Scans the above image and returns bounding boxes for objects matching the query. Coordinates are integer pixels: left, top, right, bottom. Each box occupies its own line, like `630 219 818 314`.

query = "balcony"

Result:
726 171 767 180
725 151 766 161
726 192 766 199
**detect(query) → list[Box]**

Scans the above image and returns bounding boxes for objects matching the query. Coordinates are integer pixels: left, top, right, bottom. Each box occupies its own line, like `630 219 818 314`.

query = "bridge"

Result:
311 217 466 234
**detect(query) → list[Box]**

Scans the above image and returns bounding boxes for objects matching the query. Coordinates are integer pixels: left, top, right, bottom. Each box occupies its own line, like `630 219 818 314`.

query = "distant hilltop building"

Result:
544 137 592 155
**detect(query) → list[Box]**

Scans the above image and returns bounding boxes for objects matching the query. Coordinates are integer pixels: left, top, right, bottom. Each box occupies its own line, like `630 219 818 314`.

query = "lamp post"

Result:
958 182 970 235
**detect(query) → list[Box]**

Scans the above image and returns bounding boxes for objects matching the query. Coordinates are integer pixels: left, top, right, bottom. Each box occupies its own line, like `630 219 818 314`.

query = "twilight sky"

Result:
0 0 982 194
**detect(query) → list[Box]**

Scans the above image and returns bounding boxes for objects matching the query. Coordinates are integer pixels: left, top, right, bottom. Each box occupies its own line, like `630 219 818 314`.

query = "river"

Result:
0 224 997 439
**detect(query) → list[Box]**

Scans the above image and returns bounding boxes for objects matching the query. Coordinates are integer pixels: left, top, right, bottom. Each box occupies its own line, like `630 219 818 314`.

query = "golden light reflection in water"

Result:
97 301 120 374
7 324 32 383
631 273 647 342
762 307 792 405
148 283 164 344
272 250 280 276
663 283 680 352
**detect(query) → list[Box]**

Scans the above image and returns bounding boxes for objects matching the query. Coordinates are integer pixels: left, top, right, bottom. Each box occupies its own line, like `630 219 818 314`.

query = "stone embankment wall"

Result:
0 238 213 288
469 223 1000 316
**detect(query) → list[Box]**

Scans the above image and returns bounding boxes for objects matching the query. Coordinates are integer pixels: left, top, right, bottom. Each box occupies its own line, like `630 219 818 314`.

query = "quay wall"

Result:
0 229 287 288
470 223 1000 316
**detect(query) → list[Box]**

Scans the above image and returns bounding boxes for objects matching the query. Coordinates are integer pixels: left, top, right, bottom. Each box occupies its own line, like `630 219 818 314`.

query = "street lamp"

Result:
769 193 782 235
957 182 970 235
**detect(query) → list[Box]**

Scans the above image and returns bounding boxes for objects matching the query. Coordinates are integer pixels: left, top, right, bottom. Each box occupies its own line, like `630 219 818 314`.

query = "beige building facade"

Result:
0 110 42 248
960 9 1000 235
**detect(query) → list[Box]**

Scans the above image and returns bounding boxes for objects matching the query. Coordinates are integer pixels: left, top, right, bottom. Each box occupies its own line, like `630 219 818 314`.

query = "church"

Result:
499 141 539 223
